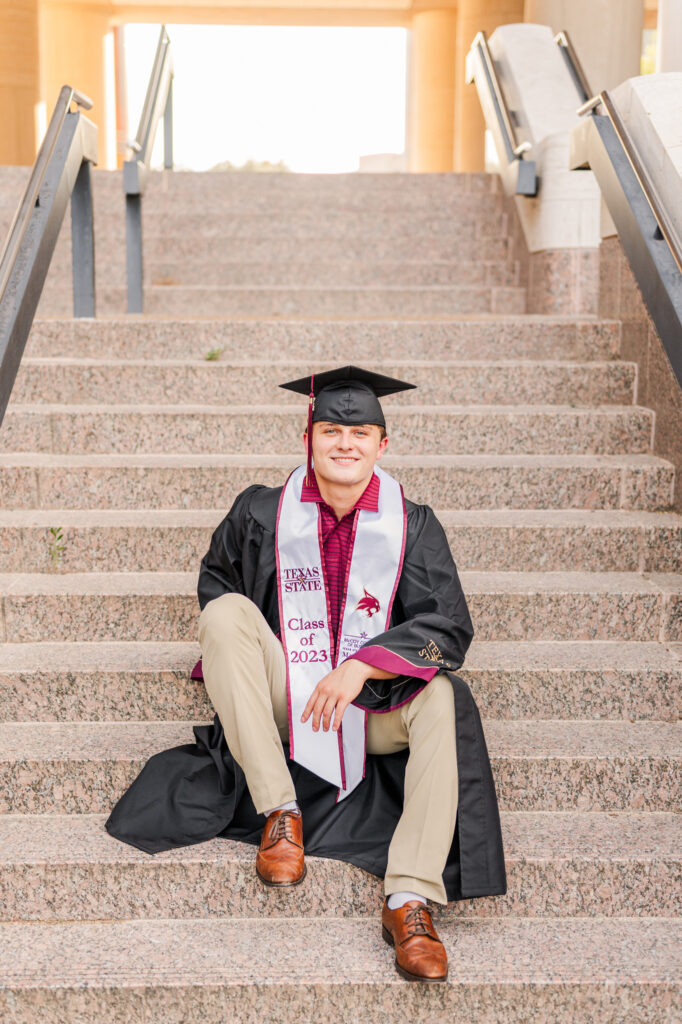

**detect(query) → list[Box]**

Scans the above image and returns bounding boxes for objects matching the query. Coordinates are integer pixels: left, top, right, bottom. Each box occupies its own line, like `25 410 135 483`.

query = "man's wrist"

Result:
344 656 397 682
344 657 373 682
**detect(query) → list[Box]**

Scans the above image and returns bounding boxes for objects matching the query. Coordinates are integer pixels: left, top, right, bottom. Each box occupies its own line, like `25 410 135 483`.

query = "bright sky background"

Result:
123 25 408 172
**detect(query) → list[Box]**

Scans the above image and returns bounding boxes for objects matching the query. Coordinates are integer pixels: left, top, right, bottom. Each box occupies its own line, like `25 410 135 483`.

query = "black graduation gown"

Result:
105 483 507 903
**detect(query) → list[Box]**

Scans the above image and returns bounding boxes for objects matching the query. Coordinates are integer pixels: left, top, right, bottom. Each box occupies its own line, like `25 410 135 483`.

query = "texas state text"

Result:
282 567 323 592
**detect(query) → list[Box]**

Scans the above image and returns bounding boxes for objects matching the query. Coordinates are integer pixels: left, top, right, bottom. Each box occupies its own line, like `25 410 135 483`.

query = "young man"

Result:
106 365 506 983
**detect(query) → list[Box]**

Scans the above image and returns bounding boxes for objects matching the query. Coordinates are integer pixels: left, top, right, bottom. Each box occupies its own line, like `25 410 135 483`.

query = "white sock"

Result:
387 891 427 910
263 799 299 817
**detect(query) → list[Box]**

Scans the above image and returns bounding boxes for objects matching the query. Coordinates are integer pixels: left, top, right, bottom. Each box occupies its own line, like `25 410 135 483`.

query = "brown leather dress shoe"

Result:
382 900 448 982
255 808 306 886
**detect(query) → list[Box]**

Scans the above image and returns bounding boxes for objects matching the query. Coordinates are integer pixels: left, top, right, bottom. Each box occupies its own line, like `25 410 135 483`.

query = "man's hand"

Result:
301 659 397 733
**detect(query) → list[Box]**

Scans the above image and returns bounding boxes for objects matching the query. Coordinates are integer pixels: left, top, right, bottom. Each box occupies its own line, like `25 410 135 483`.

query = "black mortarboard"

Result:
279 365 416 484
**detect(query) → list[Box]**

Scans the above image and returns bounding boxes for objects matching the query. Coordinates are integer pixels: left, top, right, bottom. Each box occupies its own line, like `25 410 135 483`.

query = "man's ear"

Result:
376 435 389 459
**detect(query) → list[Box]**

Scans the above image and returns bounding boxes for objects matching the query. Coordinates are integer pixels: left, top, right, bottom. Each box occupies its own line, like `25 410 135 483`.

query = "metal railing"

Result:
554 30 592 104
465 30 536 196
123 25 174 313
572 91 682 386
0 85 98 428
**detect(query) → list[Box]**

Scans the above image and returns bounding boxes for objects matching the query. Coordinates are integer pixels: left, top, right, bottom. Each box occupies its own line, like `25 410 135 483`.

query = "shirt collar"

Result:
300 469 380 513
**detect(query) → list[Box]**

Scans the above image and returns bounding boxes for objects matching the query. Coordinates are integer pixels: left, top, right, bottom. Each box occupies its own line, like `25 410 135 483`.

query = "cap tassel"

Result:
306 373 315 487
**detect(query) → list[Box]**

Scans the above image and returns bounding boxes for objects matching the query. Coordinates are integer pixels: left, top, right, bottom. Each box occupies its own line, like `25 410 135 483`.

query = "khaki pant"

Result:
198 592 458 904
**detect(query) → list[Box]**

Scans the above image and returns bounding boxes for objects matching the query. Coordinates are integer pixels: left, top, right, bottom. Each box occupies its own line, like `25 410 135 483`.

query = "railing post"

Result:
123 25 173 313
70 158 96 318
164 77 173 170
125 193 144 314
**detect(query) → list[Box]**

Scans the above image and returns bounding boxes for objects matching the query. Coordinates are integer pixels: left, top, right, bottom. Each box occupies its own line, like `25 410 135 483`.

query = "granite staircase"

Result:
0 168 679 1023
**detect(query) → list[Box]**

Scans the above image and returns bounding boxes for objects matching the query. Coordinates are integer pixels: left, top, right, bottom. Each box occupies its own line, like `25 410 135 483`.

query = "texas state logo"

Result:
356 587 381 618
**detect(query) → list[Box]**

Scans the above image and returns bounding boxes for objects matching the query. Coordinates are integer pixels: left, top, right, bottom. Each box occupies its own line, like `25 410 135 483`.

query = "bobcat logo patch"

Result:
356 587 381 618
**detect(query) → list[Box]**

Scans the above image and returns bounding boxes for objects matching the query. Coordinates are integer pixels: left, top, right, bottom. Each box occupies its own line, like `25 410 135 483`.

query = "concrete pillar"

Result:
523 0 644 92
408 8 458 172
39 1 116 167
453 0 525 172
656 0 682 73
114 26 129 169
0 0 41 164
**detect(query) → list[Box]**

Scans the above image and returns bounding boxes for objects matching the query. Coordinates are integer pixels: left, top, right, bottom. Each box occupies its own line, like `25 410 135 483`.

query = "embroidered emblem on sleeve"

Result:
419 639 444 663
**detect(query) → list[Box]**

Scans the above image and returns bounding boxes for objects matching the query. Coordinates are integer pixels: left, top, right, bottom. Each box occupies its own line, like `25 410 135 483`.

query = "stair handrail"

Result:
554 29 593 104
123 25 174 313
582 91 682 274
465 30 537 196
562 27 681 276
0 87 94 305
0 85 98 428
572 90 682 386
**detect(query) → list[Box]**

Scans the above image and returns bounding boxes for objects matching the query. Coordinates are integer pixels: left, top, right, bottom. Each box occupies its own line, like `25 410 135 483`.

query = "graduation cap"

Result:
279 365 416 485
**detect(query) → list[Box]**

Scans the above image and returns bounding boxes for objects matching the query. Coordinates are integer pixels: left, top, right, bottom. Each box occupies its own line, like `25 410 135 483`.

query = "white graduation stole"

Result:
275 464 406 801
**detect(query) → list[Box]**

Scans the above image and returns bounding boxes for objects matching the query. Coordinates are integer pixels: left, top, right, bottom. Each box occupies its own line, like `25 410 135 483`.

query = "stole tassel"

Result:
306 373 315 487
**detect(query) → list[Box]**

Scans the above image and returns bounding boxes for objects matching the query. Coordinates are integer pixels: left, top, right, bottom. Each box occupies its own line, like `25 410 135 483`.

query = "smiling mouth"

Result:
331 456 359 463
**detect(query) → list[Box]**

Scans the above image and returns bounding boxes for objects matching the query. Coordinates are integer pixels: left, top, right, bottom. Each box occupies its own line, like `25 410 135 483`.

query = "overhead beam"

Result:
112 7 411 25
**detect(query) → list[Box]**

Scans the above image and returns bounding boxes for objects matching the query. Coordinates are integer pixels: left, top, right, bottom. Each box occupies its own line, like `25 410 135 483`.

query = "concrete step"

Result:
103 259 522 288
0 171 503 222
40 257 521 288
0 811 678 921
0 509 678 574
45 230 516 265
27 190 507 228
38 206 511 239
38 284 527 317
0 719 678 813
461 570 682 642
27 223 514 286
11 358 636 407
3 193 509 231
134 188 507 216
461 640 682 720
0 570 678 643
0 404 653 456
0 916 676 1023
4 202 511 246
0 167 502 199
0 453 672 510
0 640 678 723
26 317 621 362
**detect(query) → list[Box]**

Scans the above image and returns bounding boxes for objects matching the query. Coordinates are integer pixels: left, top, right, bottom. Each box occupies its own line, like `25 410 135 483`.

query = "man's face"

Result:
304 421 388 487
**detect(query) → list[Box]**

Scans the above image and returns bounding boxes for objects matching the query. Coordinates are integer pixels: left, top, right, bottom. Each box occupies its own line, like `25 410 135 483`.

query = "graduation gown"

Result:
105 483 507 903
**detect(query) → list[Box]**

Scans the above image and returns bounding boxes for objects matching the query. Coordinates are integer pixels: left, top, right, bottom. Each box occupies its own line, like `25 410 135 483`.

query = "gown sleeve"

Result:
197 484 264 611
351 503 474 713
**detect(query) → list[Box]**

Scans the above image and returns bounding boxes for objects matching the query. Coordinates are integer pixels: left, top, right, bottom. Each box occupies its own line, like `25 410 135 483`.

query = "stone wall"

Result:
525 248 600 315
501 191 599 315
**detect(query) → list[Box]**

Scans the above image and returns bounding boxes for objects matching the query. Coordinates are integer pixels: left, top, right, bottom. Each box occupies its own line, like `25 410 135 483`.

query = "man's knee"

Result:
198 592 259 643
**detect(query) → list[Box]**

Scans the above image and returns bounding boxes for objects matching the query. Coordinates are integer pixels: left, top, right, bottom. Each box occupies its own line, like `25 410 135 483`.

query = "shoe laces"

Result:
269 810 299 843
403 903 435 938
